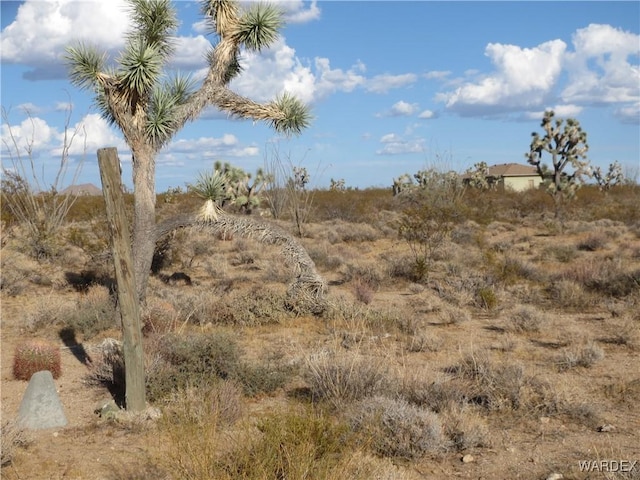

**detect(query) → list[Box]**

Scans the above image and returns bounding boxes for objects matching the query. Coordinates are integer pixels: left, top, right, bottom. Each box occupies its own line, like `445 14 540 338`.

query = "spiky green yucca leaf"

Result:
167 74 196 105
65 43 107 90
270 92 312 135
233 3 282 51
127 0 177 60
147 89 177 146
146 74 195 146
120 41 163 94
190 168 229 203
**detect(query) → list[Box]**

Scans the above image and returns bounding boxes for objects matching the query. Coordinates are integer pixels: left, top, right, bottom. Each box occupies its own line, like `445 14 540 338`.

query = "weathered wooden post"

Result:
97 147 146 411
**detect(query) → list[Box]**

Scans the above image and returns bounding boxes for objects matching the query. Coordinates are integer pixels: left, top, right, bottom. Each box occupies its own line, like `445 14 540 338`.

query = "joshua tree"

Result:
464 161 492 190
592 161 624 192
65 0 310 300
526 110 591 221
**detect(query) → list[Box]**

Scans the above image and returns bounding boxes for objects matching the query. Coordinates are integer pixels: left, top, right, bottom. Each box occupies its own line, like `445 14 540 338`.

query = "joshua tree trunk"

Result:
131 147 157 301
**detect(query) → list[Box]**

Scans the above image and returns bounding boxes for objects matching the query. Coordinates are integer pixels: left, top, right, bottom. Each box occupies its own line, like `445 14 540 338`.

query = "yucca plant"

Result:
189 167 229 222
13 339 61 381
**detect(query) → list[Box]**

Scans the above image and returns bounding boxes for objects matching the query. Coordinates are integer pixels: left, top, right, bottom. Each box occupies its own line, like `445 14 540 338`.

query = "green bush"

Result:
146 331 295 402
218 407 353 480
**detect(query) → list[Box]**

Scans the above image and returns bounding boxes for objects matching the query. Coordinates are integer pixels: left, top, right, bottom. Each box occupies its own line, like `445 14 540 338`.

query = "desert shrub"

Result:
602 318 640 349
475 286 499 311
557 342 605 371
169 286 292 327
546 279 594 309
106 460 169 480
560 257 640 299
141 298 179 335
399 375 467 413
352 277 375 305
65 285 117 338
548 244 578 263
585 268 640 298
146 331 292 402
23 294 73 332
442 408 490 451
217 407 353 480
13 339 61 380
163 381 244 428
505 305 548 333
450 221 482 246
347 395 445 460
341 263 385 290
436 304 472 325
577 233 608 251
304 349 389 408
446 352 543 411
322 297 402 334
385 253 416 282
146 332 241 401
1 420 29 467
330 221 380 243
396 169 466 281
233 360 296 397
160 382 244 480
84 338 124 395
492 255 540 284
406 333 443 353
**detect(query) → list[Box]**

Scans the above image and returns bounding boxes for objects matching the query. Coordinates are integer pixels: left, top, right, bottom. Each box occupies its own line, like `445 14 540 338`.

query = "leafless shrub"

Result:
442 408 490 451
446 351 557 413
557 342 605 371
1 105 84 259
548 244 579 263
603 318 640 349
304 349 390 408
352 277 375 304
577 233 608 251
547 279 593 309
163 381 244 428
331 221 381 243
436 304 471 325
85 338 124 390
347 395 445 459
1 420 30 467
406 333 443 353
399 375 467 413
505 305 549 333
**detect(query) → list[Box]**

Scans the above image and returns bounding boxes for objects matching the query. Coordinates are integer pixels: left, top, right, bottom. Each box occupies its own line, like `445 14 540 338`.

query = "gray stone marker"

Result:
16 370 68 430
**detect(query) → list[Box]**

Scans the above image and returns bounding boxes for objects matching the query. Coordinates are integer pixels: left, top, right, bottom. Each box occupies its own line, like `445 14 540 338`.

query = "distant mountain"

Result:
59 183 102 196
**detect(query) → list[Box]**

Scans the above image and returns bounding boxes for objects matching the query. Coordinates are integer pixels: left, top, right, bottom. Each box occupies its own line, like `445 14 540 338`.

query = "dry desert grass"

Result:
1 186 639 480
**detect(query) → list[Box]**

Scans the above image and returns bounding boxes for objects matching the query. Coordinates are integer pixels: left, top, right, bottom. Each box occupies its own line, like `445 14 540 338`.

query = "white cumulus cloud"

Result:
1 0 131 79
376 101 419 118
376 133 425 155
366 73 417 94
562 24 640 107
438 39 566 115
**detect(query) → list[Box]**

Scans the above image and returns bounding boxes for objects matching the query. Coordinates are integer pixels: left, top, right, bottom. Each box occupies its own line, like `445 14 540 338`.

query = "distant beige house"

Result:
466 163 543 192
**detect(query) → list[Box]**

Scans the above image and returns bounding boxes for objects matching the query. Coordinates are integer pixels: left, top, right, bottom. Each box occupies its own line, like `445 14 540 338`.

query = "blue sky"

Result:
1 1 639 192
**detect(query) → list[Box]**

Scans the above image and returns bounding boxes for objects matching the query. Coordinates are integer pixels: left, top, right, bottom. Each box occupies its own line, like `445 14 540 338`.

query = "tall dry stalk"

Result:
1 106 84 258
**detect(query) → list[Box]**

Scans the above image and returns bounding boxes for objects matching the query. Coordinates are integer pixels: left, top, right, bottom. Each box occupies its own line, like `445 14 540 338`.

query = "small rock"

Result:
462 454 474 463
95 400 120 419
597 424 615 432
546 474 563 480
539 416 550 424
